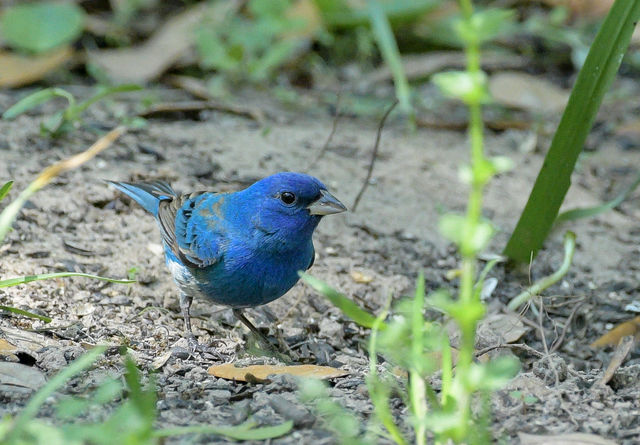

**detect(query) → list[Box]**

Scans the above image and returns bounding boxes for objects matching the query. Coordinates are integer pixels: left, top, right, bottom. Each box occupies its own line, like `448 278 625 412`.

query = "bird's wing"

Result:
157 192 223 268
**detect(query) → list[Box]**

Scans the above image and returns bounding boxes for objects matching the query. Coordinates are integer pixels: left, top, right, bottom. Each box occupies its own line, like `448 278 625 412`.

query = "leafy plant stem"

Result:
410 274 427 445
507 231 576 311
368 297 406 445
454 0 488 438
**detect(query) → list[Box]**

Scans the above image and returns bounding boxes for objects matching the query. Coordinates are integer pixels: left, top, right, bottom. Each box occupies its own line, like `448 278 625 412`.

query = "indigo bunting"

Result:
109 172 346 350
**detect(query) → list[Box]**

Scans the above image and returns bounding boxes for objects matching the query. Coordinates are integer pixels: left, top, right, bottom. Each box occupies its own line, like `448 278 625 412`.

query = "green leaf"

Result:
0 272 134 288
316 0 437 28
433 70 490 105
0 305 52 323
438 213 465 246
468 356 520 391
0 181 13 202
555 171 640 224
69 84 143 120
504 0 640 263
3 88 75 120
454 8 516 46
368 0 412 115
439 214 495 253
154 420 294 441
300 273 384 329
0 2 85 53
56 397 90 420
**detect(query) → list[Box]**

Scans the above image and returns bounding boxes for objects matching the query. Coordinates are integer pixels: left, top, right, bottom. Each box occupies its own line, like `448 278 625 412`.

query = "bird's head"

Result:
243 172 346 246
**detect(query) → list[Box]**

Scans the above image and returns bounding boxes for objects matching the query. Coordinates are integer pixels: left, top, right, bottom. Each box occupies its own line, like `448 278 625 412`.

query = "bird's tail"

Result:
108 180 176 216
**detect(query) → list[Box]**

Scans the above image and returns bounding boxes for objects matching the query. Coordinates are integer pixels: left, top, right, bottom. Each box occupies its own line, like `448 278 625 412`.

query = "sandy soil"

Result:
1 84 640 443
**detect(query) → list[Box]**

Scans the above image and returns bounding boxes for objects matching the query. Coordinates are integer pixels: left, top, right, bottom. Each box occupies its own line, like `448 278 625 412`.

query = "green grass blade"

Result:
0 272 135 288
503 0 640 263
0 181 13 202
507 231 576 311
368 0 411 115
70 84 142 119
154 420 294 440
0 305 52 323
300 273 385 329
2 88 75 120
555 171 640 224
8 346 107 441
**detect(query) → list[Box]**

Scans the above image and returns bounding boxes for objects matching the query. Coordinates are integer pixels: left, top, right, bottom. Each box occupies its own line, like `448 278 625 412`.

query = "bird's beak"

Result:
307 189 347 215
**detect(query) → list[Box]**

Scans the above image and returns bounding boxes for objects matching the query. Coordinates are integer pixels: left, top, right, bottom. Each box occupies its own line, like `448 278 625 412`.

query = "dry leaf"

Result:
479 314 528 344
518 431 618 445
152 350 172 370
365 50 527 84
350 270 373 284
1 326 63 352
87 1 240 82
0 338 18 355
596 335 636 387
208 363 348 382
538 1 640 45
590 316 640 348
0 46 73 88
489 72 569 114
539 0 614 18
0 362 46 391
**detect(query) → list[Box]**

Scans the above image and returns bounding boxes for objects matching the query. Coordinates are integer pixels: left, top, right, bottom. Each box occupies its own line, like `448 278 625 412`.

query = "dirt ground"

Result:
1 83 640 444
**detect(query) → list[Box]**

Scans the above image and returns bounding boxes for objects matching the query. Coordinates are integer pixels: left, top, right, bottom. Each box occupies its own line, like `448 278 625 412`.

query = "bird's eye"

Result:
280 192 296 205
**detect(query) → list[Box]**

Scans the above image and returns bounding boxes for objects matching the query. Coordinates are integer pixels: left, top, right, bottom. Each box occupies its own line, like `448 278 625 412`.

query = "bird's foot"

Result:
186 335 224 360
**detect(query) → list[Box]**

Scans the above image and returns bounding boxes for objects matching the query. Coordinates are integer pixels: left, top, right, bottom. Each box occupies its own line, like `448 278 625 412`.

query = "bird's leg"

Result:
232 309 297 362
179 293 198 351
232 309 271 346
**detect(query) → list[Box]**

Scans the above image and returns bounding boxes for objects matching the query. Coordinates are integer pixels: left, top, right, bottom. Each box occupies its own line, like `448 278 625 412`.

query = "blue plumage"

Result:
109 172 346 349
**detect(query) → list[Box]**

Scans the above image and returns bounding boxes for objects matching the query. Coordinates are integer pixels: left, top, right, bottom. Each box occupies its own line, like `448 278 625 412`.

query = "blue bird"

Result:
108 172 346 350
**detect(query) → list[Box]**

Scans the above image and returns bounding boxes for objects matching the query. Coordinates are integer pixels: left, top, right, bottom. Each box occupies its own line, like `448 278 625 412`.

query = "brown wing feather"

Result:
157 191 208 268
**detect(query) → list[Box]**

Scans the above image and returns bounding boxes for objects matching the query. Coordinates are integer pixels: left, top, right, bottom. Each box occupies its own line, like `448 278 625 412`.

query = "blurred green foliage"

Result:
2 85 143 137
195 0 311 84
0 349 293 444
0 2 84 53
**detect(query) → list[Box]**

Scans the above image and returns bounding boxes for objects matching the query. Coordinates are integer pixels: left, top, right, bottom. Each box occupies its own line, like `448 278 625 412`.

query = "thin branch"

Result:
307 91 342 170
352 100 398 211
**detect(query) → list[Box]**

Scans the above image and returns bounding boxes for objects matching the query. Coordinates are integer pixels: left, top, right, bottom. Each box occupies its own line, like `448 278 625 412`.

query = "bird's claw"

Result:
186 335 224 360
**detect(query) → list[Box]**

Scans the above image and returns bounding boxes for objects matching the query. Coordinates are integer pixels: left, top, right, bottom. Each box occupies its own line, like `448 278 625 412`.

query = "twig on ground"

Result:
550 300 584 353
352 100 398 212
161 75 267 123
474 343 545 359
139 100 265 123
307 91 342 170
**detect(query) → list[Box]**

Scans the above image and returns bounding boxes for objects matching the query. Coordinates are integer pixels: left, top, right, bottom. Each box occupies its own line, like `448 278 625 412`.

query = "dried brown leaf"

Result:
0 339 18 354
365 50 527 84
208 363 348 382
479 313 529 344
88 1 240 82
596 334 636 386
518 431 618 445
590 316 640 348
489 72 569 114
0 362 46 391
0 46 73 88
